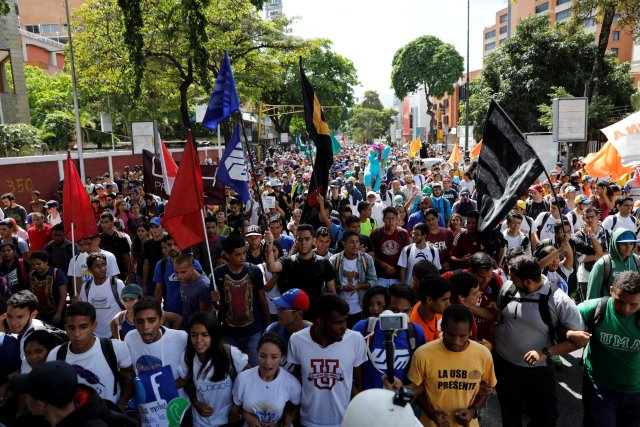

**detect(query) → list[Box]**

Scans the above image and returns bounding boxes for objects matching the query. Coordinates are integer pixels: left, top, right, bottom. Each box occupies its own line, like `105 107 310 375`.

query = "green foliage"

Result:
0 124 43 155
23 65 73 128
462 15 633 140
361 91 384 110
260 39 359 134
344 106 395 144
116 0 145 98
631 90 640 111
391 36 464 100
0 0 10 16
41 111 75 150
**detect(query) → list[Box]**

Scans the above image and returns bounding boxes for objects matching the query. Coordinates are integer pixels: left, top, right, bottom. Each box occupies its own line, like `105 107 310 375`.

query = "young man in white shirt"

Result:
78 253 124 339
602 196 637 233
68 234 120 296
399 222 441 284
502 211 532 256
288 294 367 427
47 302 133 410
6 291 44 374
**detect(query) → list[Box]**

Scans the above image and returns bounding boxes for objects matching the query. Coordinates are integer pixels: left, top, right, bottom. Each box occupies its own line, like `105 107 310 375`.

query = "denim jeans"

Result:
583 372 640 427
223 331 261 367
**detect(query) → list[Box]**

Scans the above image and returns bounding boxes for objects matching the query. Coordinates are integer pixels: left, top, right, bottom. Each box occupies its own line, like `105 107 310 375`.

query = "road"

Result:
480 349 584 426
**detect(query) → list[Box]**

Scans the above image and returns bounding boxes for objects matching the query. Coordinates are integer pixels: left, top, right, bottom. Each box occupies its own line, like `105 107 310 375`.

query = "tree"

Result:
260 40 359 135
72 0 305 135
23 65 73 128
460 15 634 140
0 124 43 156
391 36 463 143
573 0 640 100
0 0 9 16
344 106 395 144
361 90 384 110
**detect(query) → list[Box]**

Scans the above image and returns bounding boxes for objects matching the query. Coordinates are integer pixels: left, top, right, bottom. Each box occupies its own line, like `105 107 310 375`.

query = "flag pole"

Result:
71 222 77 295
239 120 266 222
200 210 217 292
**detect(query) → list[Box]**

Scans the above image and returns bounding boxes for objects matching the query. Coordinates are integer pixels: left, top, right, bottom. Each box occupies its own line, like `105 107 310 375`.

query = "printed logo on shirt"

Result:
90 296 110 310
136 355 163 375
307 359 344 390
381 239 400 256
369 348 410 371
73 364 105 396
252 402 280 424
598 333 640 351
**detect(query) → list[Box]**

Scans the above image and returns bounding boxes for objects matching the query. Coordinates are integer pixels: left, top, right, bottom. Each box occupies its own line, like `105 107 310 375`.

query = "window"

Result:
0 50 16 94
557 0 570 5
613 14 621 22
500 25 508 34
485 42 496 51
485 30 496 39
556 9 571 21
24 25 40 34
40 24 60 33
611 48 619 56
535 2 549 13
612 31 620 40
500 14 508 23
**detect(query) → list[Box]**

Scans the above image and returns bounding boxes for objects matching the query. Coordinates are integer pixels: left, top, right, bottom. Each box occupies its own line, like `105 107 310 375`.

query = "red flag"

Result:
162 134 205 249
63 152 99 241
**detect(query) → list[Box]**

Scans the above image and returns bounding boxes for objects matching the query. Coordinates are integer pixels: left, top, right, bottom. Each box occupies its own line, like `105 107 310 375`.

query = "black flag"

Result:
476 100 545 233
300 59 334 227
142 149 170 199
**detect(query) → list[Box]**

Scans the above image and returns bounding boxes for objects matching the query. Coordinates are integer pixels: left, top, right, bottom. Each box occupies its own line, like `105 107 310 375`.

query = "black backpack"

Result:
57 338 120 395
499 283 562 343
84 277 124 310
587 296 640 333
600 253 640 295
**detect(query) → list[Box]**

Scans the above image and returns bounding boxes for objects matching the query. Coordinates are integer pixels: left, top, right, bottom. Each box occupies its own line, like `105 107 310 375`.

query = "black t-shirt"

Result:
142 238 164 281
99 232 130 280
526 199 549 220
227 214 244 236
277 254 336 320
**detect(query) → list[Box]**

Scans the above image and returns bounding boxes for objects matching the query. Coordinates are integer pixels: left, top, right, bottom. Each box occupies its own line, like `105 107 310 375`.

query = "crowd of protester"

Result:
0 143 638 427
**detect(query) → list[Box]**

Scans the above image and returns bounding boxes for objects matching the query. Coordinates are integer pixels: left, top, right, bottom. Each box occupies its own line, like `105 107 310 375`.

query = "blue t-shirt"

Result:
352 318 425 390
265 321 312 349
152 258 203 314
0 333 20 378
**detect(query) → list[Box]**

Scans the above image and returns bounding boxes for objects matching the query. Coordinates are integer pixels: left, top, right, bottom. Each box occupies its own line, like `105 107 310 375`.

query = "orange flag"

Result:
583 141 634 181
409 137 421 157
448 144 462 166
470 140 483 158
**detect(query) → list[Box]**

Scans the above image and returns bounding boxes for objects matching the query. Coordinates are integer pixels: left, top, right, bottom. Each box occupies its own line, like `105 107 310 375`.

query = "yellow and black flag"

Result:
300 59 334 227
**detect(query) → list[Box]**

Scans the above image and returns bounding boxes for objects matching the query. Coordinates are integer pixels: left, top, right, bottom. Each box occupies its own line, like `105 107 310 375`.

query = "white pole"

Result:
200 209 217 292
64 0 85 182
71 222 79 296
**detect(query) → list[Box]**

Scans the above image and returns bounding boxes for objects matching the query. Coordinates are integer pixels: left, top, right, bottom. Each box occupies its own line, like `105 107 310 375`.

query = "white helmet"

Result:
342 388 421 427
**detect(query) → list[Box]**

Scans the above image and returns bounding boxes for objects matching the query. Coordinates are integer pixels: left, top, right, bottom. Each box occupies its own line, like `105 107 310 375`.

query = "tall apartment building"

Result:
482 0 633 66
264 0 283 20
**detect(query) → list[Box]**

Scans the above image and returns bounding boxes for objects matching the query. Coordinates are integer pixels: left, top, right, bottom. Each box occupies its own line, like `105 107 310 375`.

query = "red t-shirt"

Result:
450 230 482 260
371 227 410 279
27 224 52 251
425 228 454 266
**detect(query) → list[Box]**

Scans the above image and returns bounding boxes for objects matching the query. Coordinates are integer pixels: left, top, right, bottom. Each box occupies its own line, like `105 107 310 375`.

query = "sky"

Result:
286 0 507 108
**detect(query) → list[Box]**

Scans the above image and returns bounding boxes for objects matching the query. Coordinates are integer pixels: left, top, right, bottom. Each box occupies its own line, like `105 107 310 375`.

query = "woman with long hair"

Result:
591 181 615 220
131 223 150 285
360 285 389 319
231 333 301 427
447 213 465 237
178 312 249 426
115 200 132 234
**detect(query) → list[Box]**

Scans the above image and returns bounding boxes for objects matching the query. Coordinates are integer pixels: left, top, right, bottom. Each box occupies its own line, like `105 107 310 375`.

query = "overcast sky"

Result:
286 0 507 107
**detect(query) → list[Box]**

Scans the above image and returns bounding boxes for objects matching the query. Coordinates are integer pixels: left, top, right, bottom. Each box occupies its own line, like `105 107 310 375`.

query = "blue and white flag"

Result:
215 124 250 203
202 51 240 131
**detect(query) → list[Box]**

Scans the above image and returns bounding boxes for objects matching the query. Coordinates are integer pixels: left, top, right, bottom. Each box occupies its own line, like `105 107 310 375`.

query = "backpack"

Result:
610 215 637 231
499 283 562 343
27 322 69 346
0 258 28 291
601 253 640 293
333 252 369 277
56 338 120 395
84 277 124 310
405 244 436 265
372 227 408 248
365 316 418 357
587 296 640 333
536 212 552 238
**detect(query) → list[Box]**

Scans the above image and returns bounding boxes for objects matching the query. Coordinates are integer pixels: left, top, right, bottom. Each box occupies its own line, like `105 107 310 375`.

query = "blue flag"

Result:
215 124 250 203
202 51 240 131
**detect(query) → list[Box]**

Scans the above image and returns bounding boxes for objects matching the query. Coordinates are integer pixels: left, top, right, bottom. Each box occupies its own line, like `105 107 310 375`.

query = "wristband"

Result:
542 346 552 358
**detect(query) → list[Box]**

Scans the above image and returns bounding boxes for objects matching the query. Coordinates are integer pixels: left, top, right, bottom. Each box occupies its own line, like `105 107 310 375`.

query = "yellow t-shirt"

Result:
407 338 497 427
360 218 377 237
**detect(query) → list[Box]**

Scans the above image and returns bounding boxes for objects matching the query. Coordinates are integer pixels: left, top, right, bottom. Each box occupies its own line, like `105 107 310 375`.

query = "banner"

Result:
135 366 189 427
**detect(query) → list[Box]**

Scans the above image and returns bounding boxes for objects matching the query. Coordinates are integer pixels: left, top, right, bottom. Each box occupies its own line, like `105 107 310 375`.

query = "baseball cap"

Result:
10 361 77 407
516 200 527 210
271 179 283 187
422 186 432 196
246 225 262 237
271 288 310 311
529 184 543 193
431 182 443 189
121 284 143 299
150 217 162 226
44 200 58 209
460 189 471 196
575 195 591 205
95 184 104 190
366 191 377 198
329 180 340 188
565 186 578 193
616 230 640 243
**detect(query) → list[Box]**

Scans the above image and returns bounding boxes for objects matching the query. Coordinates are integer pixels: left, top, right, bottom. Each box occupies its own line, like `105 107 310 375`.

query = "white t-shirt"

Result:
47 213 62 226
287 328 367 427
178 346 248 427
47 338 132 403
500 215 534 237
339 257 361 315
232 366 301 426
459 179 475 193
370 202 385 227
502 230 531 256
259 263 280 315
397 243 442 282
602 214 637 233
68 250 120 285
534 213 574 241
125 327 188 382
19 319 45 373
544 264 573 294
79 277 125 338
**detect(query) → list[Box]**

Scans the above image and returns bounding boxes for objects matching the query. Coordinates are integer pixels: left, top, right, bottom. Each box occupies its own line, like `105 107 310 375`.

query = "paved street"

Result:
481 349 585 426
